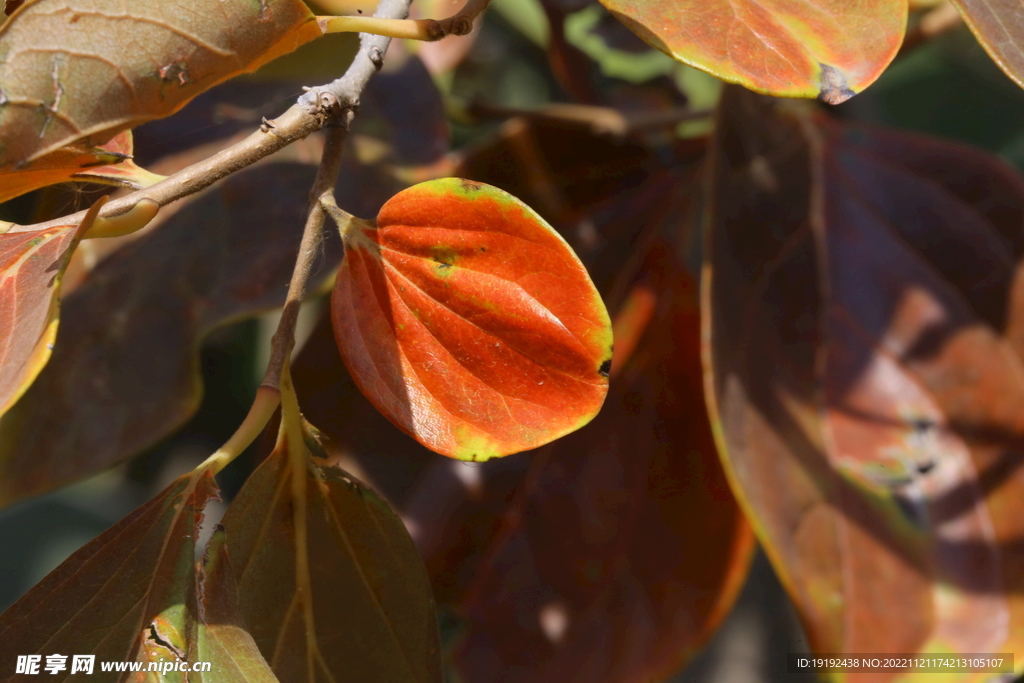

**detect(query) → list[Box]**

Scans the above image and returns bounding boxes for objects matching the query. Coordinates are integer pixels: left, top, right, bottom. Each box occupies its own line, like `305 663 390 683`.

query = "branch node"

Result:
369 45 385 70
260 116 277 133
426 19 445 40
450 14 473 35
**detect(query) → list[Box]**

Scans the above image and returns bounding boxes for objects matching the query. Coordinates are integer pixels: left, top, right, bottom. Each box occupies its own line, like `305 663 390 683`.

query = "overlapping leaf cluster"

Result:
5 0 1024 682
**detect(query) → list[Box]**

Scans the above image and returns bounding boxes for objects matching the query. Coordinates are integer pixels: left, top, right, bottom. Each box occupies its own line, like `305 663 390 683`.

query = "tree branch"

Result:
9 0 412 235
261 0 407 389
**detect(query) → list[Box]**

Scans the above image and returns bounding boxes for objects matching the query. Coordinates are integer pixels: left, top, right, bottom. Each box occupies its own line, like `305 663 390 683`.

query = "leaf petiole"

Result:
321 197 375 244
316 0 489 40
197 385 282 474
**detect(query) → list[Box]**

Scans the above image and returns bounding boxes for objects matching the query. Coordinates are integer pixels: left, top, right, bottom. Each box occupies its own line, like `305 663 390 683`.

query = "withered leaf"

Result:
703 86 1024 669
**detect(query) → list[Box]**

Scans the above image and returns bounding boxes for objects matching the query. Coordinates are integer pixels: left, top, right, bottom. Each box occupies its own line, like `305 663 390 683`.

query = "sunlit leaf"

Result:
0 131 164 205
703 86 1024 669
950 0 1024 90
0 470 217 682
0 161 351 508
0 0 322 169
596 0 906 102
0 198 102 418
454 244 754 683
221 420 442 683
332 178 613 461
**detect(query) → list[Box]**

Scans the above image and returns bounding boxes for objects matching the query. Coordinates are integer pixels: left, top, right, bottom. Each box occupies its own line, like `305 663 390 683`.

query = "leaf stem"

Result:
318 0 489 41
321 196 375 243
260 0 405 391
261 125 348 391
198 385 282 474
319 16 439 40
278 362 318 675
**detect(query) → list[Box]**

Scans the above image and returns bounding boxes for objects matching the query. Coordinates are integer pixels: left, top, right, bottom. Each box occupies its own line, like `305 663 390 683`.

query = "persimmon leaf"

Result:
0 131 165 205
220 423 442 683
331 178 613 461
0 161 340 508
0 465 283 683
597 0 906 102
704 86 1024 666
0 470 218 681
0 197 103 419
191 530 282 683
455 245 754 683
950 0 1024 90
0 0 322 169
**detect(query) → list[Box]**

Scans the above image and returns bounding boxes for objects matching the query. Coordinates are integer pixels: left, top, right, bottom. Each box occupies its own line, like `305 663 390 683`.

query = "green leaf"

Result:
191 530 282 683
597 0 906 102
221 421 443 683
703 86 1024 670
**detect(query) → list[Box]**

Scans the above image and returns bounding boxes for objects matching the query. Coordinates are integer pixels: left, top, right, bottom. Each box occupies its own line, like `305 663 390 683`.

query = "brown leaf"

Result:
0 160 356 508
221 419 442 683
0 197 102 418
453 244 755 683
703 86 1024 671
0 0 321 169
0 131 164 205
951 1 1024 91
0 469 218 683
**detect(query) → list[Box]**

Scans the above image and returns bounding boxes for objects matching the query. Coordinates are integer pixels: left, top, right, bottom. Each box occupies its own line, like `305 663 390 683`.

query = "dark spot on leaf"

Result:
911 417 935 434
817 63 856 105
436 262 452 270
431 245 457 267
598 359 611 378
480 247 487 252
460 179 482 192
916 460 936 475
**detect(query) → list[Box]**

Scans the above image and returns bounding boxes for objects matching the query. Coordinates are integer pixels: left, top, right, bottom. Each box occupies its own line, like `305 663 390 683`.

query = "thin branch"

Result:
10 0 413 235
261 126 347 390
466 100 713 138
261 0 406 390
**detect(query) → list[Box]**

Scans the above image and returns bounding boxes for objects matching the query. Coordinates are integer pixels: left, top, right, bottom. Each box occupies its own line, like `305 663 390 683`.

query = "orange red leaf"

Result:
331 178 613 461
